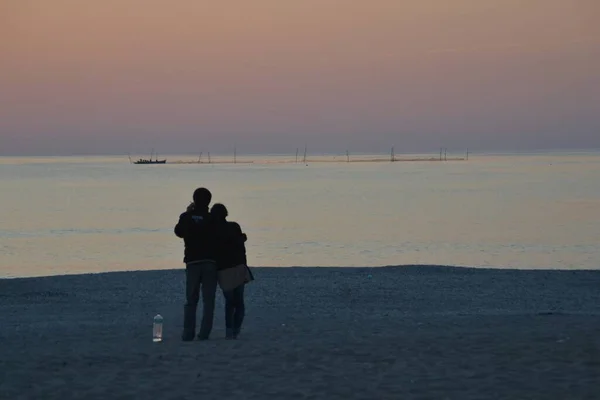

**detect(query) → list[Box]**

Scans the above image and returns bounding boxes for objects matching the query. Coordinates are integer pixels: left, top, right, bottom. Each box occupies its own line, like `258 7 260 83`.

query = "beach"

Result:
1 265 599 399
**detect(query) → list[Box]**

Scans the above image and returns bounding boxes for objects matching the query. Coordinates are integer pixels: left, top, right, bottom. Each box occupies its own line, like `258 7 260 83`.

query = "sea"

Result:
1 151 599 278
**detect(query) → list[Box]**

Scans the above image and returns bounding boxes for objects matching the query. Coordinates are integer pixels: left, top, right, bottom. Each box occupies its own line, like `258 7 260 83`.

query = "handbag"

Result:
218 264 253 291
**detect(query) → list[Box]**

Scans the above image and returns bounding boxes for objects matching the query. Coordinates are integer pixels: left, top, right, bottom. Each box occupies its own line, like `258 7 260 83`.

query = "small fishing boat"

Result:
133 158 166 164
130 150 166 164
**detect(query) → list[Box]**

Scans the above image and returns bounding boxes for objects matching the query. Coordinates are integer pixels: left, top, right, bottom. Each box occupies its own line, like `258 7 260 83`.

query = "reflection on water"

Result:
1 152 599 277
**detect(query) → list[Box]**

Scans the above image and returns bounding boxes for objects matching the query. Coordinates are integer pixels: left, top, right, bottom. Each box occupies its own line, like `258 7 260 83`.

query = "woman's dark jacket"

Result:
214 220 248 270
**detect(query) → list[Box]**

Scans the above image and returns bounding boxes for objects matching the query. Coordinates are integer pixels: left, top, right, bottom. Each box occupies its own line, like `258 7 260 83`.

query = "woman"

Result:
210 203 252 339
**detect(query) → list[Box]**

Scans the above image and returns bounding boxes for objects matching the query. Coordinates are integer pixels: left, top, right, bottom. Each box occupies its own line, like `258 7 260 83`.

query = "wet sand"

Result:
1 266 599 399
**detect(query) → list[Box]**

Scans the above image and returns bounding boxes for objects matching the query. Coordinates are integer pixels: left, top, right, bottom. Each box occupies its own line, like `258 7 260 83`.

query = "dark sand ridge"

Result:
1 266 599 399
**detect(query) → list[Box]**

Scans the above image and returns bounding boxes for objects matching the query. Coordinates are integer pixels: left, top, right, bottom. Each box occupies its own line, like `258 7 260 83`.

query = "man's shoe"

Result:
182 333 195 342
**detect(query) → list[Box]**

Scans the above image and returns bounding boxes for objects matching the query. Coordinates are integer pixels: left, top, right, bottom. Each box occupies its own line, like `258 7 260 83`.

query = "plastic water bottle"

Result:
153 314 163 342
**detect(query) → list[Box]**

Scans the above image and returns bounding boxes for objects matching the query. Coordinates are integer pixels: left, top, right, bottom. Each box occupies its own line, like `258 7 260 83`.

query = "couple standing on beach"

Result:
175 187 253 341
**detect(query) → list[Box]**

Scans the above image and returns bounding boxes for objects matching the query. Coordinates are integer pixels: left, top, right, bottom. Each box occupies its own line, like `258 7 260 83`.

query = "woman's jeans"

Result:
223 284 245 337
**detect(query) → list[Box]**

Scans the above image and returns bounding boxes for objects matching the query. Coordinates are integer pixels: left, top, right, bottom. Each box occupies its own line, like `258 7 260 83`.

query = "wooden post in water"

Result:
303 145 307 164
346 150 350 163
198 152 202 163
391 146 395 162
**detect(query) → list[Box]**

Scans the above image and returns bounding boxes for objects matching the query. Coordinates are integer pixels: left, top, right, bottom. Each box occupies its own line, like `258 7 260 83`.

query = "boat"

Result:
130 150 166 164
134 158 166 164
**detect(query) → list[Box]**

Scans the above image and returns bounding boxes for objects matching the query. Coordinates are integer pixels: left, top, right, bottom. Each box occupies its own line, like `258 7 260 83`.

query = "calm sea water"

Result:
1 152 599 278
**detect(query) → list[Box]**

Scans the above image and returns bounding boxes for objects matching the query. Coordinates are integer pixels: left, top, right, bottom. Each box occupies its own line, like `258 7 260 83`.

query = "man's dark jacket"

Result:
174 208 217 263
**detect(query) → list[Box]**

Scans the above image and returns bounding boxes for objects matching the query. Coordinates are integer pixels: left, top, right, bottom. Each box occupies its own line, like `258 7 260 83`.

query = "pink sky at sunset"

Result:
1 0 599 155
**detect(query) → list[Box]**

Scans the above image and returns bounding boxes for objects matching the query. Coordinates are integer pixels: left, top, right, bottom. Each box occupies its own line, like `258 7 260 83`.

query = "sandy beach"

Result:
1 265 599 399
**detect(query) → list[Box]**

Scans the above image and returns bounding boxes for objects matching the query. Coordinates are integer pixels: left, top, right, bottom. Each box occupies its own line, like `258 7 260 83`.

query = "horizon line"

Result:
1 147 600 158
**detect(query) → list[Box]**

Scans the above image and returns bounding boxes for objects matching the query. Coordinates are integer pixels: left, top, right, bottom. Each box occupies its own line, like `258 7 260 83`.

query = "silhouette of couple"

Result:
175 188 253 341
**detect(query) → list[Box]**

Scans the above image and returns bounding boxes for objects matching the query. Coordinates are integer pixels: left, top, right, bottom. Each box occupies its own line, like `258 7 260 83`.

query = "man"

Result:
175 187 219 341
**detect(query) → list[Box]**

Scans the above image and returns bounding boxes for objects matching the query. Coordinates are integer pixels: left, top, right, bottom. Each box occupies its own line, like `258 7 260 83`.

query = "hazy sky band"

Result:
1 0 599 155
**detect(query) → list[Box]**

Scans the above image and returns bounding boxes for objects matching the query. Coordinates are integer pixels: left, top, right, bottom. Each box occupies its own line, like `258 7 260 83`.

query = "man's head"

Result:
192 187 212 209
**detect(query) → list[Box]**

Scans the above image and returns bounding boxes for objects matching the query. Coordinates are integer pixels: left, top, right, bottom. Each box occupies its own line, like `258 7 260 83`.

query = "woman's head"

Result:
210 203 228 221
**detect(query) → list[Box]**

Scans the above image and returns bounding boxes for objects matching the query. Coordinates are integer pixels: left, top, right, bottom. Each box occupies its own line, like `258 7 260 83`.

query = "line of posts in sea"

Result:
168 147 470 165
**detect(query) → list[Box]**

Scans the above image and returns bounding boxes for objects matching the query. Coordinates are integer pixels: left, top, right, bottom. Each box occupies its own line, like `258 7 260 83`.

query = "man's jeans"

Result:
183 261 218 339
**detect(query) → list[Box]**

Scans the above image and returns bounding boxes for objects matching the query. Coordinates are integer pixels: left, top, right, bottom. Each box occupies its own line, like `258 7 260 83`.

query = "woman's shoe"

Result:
225 328 236 339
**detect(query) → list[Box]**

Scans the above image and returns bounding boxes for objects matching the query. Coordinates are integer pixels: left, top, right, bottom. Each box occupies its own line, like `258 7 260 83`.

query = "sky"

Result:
1 0 599 156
